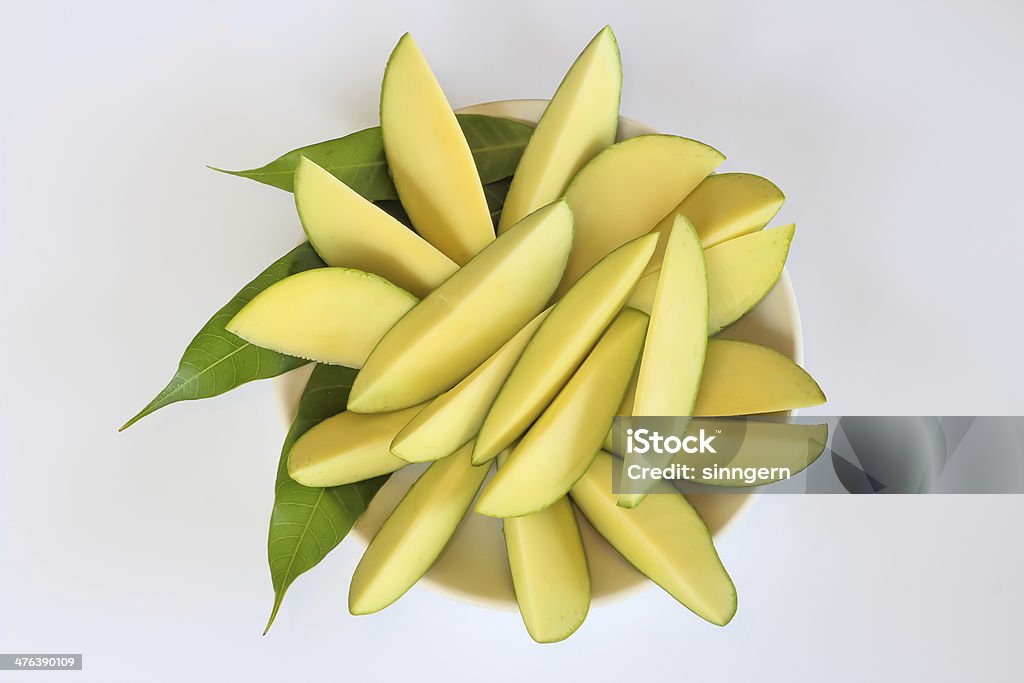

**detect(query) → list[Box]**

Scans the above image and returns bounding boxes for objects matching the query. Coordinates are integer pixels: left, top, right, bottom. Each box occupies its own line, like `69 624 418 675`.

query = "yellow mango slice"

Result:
498 26 621 233
571 451 737 626
477 309 648 517
293 156 457 297
380 34 493 264
390 310 550 463
473 233 657 464
349 201 573 413
503 486 590 642
226 268 416 367
646 173 785 272
287 406 422 487
632 215 709 417
348 443 491 615
704 224 794 333
618 217 707 508
629 224 795 334
694 339 826 416
556 134 723 296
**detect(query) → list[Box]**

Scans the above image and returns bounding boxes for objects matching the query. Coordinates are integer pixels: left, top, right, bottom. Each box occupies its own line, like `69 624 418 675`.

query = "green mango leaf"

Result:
121 177 513 431
265 363 387 633
213 114 533 195
483 176 513 226
120 243 325 431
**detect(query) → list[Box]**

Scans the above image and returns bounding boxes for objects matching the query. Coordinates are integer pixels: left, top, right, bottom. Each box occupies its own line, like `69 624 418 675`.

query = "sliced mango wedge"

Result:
695 339 826 416
646 172 785 270
288 406 422 487
348 443 491 615
381 34 494 263
571 451 736 626
349 200 573 413
632 216 709 417
557 134 723 296
477 309 648 517
390 310 550 463
629 224 795 334
474 232 656 464
226 268 416 367
704 225 794 333
498 26 621 233
293 156 456 297
503 487 590 642
618 217 707 508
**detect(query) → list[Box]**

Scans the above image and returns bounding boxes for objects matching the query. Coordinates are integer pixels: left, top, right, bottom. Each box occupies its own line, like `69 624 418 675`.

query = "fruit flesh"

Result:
348 443 491 615
473 232 657 464
557 134 723 297
617 217 708 508
570 451 737 626
645 172 785 273
287 406 423 487
498 26 621 233
502 473 590 643
390 310 550 463
476 309 648 517
293 156 457 297
226 268 417 367
629 224 795 334
694 339 826 416
348 201 574 413
704 225 794 333
631 215 709 418
380 34 493 264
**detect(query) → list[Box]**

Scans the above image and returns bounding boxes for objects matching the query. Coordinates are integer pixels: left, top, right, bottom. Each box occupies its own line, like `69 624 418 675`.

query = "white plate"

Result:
275 99 804 610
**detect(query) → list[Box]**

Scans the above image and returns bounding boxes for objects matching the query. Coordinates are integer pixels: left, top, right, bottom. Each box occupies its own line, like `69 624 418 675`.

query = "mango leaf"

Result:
125 118 526 431
265 363 387 633
121 176 512 430
120 243 324 430
483 176 513 226
213 114 533 195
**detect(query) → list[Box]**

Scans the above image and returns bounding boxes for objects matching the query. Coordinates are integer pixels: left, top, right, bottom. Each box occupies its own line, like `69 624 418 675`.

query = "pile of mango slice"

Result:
226 27 825 642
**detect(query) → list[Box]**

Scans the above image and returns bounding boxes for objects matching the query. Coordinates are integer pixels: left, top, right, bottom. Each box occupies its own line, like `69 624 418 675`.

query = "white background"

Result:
2 0 1023 681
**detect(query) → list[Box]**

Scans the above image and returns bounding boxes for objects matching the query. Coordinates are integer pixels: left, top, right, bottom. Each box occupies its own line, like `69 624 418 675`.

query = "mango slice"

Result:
704 224 794 333
477 309 648 518
571 451 736 626
226 268 417 367
632 216 709 417
293 156 457 297
288 406 422 487
629 224 795 334
498 26 621 233
473 233 657 464
556 134 723 296
694 339 826 416
503 487 590 643
646 173 785 271
617 217 708 508
348 443 491 615
349 200 573 413
390 310 550 463
380 34 493 264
